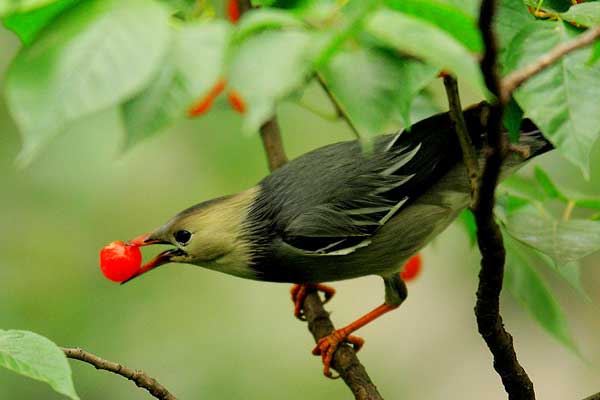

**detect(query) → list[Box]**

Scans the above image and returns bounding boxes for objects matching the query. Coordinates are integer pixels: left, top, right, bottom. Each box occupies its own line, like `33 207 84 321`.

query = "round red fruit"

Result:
99 241 142 283
400 254 422 282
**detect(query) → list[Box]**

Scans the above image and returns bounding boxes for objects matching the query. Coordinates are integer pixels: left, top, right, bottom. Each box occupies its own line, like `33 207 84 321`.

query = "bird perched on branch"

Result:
127 102 552 377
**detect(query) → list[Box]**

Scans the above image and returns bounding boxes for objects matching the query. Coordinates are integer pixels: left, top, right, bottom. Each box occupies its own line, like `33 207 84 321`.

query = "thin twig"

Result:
259 117 288 171
501 26 600 102
239 1 382 398
62 347 176 400
474 0 536 399
316 74 361 138
442 75 480 197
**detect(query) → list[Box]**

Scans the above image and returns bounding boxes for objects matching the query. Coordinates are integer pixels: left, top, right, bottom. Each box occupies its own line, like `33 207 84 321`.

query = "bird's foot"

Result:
312 329 365 379
290 283 336 321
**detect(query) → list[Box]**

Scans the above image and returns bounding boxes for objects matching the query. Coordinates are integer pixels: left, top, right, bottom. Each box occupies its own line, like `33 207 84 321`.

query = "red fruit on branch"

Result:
227 0 241 24
99 241 142 282
400 254 422 281
228 90 246 113
187 78 227 117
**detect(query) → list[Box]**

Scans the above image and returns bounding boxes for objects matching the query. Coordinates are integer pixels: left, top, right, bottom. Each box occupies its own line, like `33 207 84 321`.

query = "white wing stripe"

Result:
324 239 372 256
384 130 403 152
344 206 391 215
379 197 409 225
382 143 422 176
371 174 415 195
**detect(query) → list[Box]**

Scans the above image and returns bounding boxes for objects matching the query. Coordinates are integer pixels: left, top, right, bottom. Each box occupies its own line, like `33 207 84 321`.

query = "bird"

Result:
126 101 552 378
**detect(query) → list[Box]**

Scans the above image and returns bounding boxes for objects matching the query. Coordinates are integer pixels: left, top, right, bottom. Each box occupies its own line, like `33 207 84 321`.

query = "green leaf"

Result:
459 209 477 245
505 206 600 264
504 21 600 177
250 0 277 6
365 9 485 96
589 41 600 65
409 89 442 123
503 97 524 143
312 0 380 68
525 0 571 12
0 0 61 17
500 174 548 202
496 193 532 216
0 330 78 399
538 255 591 302
436 0 480 17
232 8 303 42
504 236 576 350
560 2 600 27
533 166 565 200
4 0 171 166
496 0 535 53
2 0 78 44
575 198 600 210
228 29 315 133
123 22 230 147
319 47 438 137
383 0 482 52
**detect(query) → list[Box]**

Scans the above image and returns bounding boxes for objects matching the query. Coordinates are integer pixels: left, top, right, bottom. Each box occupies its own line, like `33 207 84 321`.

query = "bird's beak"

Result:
121 233 175 284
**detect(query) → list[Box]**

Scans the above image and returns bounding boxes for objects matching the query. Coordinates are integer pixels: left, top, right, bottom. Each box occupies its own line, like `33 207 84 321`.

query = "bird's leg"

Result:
312 273 407 378
290 283 336 321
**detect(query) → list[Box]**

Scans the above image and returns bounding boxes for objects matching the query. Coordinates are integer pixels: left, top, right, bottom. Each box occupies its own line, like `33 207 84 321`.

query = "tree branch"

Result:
259 117 288 171
62 347 176 400
442 74 480 197
238 1 382 398
473 1 536 399
304 290 383 400
501 26 600 102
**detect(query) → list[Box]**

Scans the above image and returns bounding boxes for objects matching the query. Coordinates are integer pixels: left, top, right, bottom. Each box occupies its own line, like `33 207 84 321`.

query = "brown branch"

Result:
303 290 383 400
442 75 480 197
62 347 176 400
501 26 600 102
259 117 288 171
238 1 381 398
316 74 361 138
473 1 536 399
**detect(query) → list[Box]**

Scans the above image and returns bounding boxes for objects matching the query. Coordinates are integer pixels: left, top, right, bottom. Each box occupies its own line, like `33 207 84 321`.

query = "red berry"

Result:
99 241 142 283
227 0 240 24
227 90 246 113
400 254 422 282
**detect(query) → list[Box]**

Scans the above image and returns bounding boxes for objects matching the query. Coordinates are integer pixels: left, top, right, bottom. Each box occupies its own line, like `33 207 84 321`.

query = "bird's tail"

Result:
463 101 553 160
516 118 554 159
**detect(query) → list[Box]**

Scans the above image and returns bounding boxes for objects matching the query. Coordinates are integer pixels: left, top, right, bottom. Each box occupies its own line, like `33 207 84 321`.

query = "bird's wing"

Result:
281 135 430 256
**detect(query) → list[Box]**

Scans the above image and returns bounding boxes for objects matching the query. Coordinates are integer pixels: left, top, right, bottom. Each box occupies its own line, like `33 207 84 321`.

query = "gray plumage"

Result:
136 103 552 295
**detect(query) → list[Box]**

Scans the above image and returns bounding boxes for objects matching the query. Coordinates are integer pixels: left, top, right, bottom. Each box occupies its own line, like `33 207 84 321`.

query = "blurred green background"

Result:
1 22 599 399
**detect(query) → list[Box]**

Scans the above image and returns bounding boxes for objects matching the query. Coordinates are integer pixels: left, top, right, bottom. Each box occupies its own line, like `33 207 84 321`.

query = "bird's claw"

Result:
290 283 336 321
311 329 364 379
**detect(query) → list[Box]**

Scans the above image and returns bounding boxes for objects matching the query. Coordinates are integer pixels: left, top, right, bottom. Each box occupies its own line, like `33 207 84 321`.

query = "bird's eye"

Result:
174 230 192 245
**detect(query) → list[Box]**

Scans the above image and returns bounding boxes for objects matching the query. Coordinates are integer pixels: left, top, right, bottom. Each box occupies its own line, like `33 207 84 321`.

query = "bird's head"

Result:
124 188 259 283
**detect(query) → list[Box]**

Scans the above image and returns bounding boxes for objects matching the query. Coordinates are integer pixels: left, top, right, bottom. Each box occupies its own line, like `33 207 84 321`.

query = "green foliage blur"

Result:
1 0 600 399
